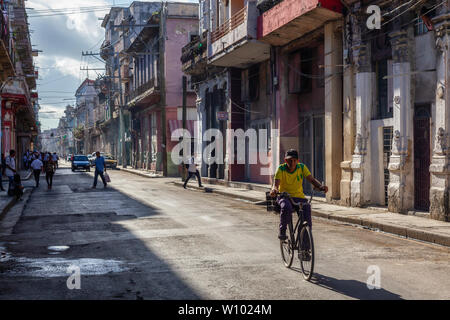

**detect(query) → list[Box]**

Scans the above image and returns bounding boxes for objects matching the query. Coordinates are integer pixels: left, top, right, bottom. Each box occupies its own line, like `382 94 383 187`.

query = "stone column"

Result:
430 14 450 221
340 65 355 206
350 39 373 207
387 29 414 213
340 14 355 206
324 21 343 201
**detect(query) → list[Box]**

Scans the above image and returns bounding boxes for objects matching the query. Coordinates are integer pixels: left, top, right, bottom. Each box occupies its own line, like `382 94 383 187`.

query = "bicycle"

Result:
266 190 318 281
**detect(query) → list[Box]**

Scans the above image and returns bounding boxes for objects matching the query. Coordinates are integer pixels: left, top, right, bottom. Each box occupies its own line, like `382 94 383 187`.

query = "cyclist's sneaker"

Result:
278 233 287 241
300 250 311 261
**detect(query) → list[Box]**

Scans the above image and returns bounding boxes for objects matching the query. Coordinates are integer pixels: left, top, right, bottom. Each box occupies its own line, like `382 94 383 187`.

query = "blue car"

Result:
71 155 91 172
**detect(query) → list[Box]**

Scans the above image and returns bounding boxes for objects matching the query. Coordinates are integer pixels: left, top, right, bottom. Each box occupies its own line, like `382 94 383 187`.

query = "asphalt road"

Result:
0 164 449 300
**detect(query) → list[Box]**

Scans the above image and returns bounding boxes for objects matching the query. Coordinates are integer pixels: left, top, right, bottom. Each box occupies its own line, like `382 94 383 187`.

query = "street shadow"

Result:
306 272 404 300
0 169 202 300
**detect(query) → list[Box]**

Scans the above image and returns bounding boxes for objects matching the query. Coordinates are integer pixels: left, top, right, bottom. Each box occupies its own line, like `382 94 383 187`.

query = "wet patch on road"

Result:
0 256 129 278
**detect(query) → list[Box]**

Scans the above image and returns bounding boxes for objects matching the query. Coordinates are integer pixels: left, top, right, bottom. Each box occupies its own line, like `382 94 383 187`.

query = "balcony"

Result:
127 78 160 108
120 64 131 82
0 13 14 81
209 1 270 69
257 0 342 46
181 33 207 76
100 40 112 60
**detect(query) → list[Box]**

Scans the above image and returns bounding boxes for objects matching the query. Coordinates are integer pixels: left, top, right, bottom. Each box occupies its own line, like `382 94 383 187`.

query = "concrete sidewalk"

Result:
104 166 450 247
0 170 33 221
117 165 163 178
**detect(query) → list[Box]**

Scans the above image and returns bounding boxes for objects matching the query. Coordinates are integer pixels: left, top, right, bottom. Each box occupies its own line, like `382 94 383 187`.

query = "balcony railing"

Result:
129 78 158 101
211 6 247 43
181 34 206 64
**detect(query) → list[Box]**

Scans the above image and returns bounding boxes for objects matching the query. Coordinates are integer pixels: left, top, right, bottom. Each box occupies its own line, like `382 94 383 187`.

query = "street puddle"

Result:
1 257 129 277
48 246 70 252
0 246 12 262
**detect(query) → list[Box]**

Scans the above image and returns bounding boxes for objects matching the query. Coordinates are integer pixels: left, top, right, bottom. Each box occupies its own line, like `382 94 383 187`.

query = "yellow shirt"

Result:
274 163 311 199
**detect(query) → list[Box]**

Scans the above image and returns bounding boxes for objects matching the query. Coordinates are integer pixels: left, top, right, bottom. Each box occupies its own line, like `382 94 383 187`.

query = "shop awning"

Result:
168 120 196 137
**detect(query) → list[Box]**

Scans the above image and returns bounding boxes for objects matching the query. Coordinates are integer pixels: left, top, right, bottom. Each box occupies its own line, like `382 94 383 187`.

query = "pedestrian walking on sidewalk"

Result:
5 150 17 193
183 156 203 189
92 151 107 189
45 156 56 190
0 153 6 191
30 156 44 188
52 152 59 169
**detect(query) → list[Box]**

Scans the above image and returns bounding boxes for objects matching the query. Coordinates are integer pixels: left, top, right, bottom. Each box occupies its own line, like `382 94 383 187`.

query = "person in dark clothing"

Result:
11 173 24 200
92 151 107 188
45 156 56 190
0 153 5 191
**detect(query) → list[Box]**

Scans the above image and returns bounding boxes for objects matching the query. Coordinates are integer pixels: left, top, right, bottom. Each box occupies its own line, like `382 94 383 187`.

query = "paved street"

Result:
0 164 449 300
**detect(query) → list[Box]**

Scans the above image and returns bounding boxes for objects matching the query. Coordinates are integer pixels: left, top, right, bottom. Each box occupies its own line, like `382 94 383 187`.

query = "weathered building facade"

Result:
0 0 38 167
182 0 450 221
340 0 450 221
99 1 198 176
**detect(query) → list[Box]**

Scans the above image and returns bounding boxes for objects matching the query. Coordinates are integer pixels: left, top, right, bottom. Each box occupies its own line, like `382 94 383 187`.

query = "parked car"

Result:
71 155 91 172
104 154 117 169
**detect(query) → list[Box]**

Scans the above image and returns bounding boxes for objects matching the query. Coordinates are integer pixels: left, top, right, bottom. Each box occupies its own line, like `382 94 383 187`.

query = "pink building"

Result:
124 1 198 176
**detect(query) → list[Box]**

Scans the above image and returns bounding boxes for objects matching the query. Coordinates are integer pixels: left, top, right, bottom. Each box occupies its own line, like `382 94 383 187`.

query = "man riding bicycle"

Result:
270 149 328 240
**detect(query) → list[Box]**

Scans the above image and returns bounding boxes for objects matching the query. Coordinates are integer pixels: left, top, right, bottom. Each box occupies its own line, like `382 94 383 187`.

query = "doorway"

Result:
413 105 431 211
298 114 325 195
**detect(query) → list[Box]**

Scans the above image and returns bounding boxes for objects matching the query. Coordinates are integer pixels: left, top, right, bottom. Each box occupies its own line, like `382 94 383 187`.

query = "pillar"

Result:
430 13 450 221
350 36 373 207
324 21 343 201
387 29 414 213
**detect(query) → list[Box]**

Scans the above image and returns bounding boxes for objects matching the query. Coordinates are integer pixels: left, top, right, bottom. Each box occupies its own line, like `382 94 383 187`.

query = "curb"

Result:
0 186 32 223
171 181 450 247
0 188 32 236
172 181 262 203
0 197 17 220
118 167 163 179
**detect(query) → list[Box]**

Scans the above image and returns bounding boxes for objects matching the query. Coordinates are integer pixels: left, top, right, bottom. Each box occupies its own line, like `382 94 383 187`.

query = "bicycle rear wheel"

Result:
280 225 294 268
298 224 314 280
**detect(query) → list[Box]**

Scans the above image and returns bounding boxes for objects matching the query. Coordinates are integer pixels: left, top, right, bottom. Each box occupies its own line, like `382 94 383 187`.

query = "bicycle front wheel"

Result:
280 227 294 268
298 224 314 281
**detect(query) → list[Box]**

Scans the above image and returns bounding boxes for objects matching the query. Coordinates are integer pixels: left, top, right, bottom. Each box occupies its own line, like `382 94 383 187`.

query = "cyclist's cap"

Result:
285 149 298 159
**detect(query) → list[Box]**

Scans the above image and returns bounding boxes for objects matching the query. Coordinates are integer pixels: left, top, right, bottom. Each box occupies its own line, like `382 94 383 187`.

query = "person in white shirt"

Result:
52 153 59 169
183 156 203 189
30 157 44 187
5 150 17 192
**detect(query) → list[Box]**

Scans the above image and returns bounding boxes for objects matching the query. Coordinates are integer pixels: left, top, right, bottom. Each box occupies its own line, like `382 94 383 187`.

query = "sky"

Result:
28 0 198 130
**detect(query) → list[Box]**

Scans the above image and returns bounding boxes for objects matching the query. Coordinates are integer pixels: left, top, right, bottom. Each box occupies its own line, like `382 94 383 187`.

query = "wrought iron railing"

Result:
181 34 207 64
129 78 158 101
211 6 247 43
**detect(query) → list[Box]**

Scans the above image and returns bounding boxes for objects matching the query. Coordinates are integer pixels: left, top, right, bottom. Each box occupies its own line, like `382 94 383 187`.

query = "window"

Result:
266 61 272 95
249 65 259 101
242 65 260 102
288 48 313 94
374 59 393 119
415 7 436 36
251 119 271 151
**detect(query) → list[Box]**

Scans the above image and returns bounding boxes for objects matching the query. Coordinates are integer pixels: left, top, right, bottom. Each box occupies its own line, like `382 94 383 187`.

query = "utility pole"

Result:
182 75 187 181
119 24 127 168
160 2 167 177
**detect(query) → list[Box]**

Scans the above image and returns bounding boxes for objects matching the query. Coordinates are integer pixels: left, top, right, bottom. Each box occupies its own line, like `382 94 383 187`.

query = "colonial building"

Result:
100 1 198 176
0 0 38 167
182 0 449 221
340 0 449 221
74 79 98 154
